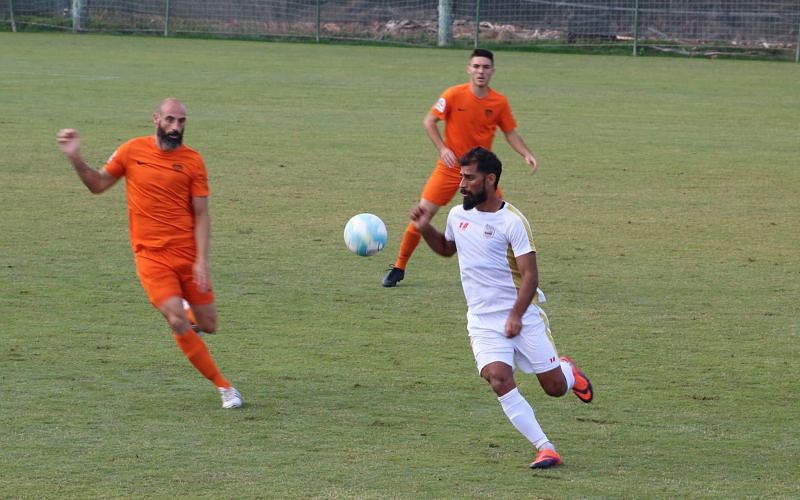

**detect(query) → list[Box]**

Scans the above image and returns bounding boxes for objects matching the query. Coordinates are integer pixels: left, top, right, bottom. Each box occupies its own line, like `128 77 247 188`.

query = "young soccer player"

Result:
383 48 538 287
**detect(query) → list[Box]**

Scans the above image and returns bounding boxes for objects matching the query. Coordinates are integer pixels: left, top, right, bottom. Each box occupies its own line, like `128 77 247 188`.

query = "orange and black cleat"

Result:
529 448 563 469
561 356 594 403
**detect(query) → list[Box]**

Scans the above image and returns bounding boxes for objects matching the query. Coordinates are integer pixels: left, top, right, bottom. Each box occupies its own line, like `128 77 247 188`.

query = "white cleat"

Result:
218 386 243 409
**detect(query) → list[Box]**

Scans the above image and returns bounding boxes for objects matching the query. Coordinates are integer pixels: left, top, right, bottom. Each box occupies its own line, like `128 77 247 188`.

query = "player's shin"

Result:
498 387 550 450
173 329 231 388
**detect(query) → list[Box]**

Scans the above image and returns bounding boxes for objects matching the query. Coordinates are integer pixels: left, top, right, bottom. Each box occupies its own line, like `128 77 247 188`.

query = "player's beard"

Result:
461 184 487 210
157 125 183 150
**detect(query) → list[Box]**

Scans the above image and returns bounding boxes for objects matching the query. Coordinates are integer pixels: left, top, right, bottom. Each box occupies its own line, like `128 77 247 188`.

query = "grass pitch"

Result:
1 33 798 498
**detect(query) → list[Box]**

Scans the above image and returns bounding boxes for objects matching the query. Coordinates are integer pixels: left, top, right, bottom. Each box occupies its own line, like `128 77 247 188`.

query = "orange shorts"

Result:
134 246 214 308
420 161 503 206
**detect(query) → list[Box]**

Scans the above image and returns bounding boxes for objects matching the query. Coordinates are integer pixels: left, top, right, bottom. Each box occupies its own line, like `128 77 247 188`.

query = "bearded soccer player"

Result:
410 147 593 468
383 48 538 287
56 98 242 409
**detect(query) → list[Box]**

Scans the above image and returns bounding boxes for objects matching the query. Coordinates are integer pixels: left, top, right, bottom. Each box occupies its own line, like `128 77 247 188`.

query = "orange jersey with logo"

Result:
431 83 517 165
104 136 209 251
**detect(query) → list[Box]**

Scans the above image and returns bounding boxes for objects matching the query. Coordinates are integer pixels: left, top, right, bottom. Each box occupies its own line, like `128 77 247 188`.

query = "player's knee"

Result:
167 316 189 333
482 370 515 395
163 309 189 333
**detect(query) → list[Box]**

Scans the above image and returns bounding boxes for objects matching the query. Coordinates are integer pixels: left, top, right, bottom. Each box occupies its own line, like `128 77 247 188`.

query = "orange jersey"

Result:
431 83 517 164
104 136 209 251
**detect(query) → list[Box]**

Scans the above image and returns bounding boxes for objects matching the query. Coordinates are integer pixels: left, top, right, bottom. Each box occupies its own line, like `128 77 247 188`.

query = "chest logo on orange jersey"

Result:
483 224 496 239
485 109 494 118
172 163 184 172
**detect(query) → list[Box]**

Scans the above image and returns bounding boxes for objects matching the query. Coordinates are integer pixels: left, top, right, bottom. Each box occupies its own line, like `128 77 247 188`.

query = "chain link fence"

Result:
3 1 799 61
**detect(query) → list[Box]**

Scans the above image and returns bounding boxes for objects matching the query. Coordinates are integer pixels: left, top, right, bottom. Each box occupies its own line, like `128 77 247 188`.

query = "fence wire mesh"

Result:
3 1 799 60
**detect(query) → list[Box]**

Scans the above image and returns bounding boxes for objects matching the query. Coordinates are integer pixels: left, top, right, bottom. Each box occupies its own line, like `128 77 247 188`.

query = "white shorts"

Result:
467 306 559 375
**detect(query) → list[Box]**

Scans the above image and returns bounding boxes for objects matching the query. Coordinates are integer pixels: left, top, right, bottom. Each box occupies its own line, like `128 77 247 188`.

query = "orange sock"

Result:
173 329 230 388
394 222 422 270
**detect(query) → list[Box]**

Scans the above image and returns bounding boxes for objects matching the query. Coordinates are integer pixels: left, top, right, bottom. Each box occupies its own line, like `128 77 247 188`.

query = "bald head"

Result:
153 98 187 151
157 98 187 115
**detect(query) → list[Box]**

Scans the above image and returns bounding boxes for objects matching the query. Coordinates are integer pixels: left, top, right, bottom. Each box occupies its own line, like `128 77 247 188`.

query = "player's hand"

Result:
440 147 458 168
524 153 538 174
56 128 81 157
193 260 210 293
505 313 522 338
409 204 432 230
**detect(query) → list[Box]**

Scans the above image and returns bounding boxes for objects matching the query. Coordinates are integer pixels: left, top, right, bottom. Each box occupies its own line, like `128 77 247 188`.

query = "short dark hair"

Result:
460 147 502 187
470 48 494 63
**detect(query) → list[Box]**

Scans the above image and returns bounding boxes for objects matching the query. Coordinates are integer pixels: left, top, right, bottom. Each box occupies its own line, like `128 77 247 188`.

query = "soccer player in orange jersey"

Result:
383 49 538 287
56 98 242 409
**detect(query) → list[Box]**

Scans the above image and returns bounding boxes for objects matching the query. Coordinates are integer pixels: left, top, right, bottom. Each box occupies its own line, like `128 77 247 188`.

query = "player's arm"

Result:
192 196 211 293
56 128 119 194
409 204 456 257
423 112 457 168
503 129 538 174
505 251 539 338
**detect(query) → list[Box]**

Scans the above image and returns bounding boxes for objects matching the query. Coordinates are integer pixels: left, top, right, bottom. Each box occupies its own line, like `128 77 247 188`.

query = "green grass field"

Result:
1 33 798 498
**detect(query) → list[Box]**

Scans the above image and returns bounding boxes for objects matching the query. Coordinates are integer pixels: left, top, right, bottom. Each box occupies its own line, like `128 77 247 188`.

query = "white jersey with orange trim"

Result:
444 201 545 315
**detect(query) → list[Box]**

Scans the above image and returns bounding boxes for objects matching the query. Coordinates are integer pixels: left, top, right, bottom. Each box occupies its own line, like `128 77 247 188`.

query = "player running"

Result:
383 48 538 287
410 147 592 468
56 98 242 409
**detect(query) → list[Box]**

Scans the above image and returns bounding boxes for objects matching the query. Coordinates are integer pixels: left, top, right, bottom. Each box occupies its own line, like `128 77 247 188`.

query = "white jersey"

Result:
444 201 545 315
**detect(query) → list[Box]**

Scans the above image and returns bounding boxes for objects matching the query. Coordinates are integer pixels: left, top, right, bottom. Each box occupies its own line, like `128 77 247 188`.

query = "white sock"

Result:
498 388 550 450
560 359 575 392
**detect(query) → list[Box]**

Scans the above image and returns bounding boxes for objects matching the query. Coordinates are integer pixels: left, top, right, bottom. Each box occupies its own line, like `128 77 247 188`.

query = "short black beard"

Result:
462 188 487 210
157 126 183 150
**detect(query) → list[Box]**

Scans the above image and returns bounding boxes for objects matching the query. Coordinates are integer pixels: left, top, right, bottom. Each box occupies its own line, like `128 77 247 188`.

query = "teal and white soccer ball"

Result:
343 213 388 257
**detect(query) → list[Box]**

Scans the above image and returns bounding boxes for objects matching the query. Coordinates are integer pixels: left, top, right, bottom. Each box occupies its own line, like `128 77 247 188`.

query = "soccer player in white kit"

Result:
410 146 594 469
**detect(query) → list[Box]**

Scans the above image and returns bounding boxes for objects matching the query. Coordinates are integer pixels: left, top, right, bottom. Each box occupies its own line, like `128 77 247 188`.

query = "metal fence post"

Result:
633 0 640 56
315 0 321 42
71 0 82 32
8 0 16 32
474 0 481 48
795 20 799 62
164 0 170 37
438 0 453 47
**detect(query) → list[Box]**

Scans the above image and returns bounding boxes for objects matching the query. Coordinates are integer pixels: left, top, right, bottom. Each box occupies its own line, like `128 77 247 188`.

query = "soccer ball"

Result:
343 213 388 257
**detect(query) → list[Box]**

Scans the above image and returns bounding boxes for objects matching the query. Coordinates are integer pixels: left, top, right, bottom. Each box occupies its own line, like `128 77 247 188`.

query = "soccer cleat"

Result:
529 448 562 469
561 356 594 403
382 266 405 287
218 386 243 409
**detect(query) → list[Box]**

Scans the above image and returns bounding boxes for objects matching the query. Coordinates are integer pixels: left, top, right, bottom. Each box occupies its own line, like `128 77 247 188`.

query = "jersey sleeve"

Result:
444 208 457 242
103 142 129 178
430 86 455 121
497 99 518 133
506 213 536 257
190 155 210 197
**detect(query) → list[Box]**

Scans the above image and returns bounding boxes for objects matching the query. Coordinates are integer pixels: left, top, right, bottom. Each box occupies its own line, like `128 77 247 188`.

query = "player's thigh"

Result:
134 250 183 308
468 312 516 375
512 307 560 375
420 164 461 207
169 248 215 306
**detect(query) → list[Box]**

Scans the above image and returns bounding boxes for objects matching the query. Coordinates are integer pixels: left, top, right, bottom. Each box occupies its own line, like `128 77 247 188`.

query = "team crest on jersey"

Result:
485 109 494 118
458 221 470 231
483 224 496 239
172 163 184 172
434 97 446 113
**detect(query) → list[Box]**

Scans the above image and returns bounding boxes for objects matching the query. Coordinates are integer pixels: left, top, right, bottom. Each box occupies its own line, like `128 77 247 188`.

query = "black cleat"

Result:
382 266 405 287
